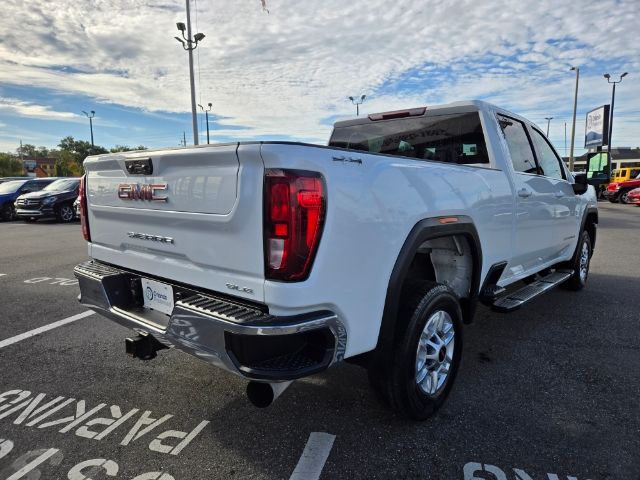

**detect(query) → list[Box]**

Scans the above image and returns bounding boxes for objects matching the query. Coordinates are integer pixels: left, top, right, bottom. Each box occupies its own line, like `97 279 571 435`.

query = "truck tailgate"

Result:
84 143 266 302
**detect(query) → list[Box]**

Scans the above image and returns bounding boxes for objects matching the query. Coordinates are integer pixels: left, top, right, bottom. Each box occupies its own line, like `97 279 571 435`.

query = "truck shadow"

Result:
195 271 637 479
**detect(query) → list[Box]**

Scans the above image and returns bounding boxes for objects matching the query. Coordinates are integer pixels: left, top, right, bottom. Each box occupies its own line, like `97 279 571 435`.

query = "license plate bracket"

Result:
141 278 174 316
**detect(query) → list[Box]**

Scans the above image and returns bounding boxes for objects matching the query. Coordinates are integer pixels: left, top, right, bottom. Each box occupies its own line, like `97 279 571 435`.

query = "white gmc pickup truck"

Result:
75 100 598 419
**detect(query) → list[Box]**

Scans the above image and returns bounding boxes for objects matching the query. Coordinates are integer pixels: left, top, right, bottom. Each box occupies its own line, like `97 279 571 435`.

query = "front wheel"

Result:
1 203 15 221
368 281 463 420
57 204 75 223
563 230 592 291
620 190 632 204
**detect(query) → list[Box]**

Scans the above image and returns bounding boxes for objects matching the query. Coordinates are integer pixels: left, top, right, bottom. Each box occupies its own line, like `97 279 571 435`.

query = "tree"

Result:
52 150 81 177
0 153 23 176
36 146 50 158
16 143 37 158
110 145 148 153
57 136 108 167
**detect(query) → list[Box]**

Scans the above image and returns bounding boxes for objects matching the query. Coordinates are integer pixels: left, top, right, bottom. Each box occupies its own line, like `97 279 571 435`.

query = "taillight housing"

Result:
79 174 91 242
264 169 326 281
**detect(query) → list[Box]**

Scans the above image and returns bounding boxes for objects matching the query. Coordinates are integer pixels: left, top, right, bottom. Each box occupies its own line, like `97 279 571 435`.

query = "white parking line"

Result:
0 311 94 349
289 432 335 480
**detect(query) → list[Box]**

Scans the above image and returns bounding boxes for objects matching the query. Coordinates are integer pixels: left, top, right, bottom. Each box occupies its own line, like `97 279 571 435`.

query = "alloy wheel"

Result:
60 206 74 222
579 238 590 283
415 310 455 397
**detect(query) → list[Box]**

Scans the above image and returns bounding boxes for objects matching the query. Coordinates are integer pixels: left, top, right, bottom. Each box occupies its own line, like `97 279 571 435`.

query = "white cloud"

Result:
0 0 638 151
0 97 82 122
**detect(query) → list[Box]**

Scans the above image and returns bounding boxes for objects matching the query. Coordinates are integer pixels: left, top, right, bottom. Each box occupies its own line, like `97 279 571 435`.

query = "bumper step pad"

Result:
177 294 273 325
492 270 572 313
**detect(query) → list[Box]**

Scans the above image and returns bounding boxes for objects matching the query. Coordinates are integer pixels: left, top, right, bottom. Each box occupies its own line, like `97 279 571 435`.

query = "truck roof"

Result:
332 100 522 129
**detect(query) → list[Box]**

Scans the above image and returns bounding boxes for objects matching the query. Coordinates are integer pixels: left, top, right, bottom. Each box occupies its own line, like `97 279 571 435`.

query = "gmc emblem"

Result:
118 183 168 202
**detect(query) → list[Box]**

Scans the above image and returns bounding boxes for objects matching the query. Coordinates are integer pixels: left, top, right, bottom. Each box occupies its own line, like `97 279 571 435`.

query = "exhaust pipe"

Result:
246 381 293 408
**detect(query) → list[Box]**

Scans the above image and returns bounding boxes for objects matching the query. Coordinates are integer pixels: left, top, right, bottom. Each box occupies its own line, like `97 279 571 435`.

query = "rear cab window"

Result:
328 111 490 166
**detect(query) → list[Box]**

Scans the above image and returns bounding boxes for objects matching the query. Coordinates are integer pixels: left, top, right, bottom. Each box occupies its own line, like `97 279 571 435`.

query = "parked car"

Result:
0 178 58 221
74 100 598 420
0 176 29 184
15 178 80 223
627 187 640 205
611 167 640 184
605 173 640 203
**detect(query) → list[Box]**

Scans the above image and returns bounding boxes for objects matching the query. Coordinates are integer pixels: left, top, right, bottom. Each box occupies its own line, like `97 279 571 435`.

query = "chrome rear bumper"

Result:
74 260 346 381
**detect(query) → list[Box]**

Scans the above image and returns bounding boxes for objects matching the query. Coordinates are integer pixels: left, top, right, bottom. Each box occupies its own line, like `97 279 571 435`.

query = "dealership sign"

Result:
584 105 610 148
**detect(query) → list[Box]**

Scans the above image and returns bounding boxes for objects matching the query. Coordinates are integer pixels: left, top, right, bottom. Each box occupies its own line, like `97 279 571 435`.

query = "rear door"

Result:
497 114 561 276
84 144 266 302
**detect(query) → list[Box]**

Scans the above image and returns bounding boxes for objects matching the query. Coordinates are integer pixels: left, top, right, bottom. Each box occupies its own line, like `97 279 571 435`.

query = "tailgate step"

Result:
492 270 573 313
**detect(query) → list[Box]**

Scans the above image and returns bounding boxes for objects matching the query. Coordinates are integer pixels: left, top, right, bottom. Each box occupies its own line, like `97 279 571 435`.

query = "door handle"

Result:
554 191 564 198
517 188 532 198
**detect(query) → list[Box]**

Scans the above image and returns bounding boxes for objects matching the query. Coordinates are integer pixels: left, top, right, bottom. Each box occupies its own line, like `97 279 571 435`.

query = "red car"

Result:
606 174 640 203
627 187 640 205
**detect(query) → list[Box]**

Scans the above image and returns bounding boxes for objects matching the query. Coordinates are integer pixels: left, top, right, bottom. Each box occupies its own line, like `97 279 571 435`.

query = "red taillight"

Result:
79 174 91 242
264 169 326 281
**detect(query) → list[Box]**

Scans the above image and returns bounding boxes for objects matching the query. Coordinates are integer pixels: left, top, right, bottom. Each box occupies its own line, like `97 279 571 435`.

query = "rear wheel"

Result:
57 204 75 223
368 281 463 420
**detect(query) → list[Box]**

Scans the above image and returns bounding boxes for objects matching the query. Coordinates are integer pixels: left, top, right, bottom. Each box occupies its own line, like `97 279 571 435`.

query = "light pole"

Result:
603 72 628 157
348 95 366 116
198 102 212 144
82 110 95 150
568 66 579 171
544 117 553 137
174 0 205 146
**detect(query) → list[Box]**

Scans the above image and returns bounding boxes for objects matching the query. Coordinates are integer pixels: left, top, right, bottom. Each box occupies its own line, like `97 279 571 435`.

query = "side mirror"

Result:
572 173 588 195
585 151 610 186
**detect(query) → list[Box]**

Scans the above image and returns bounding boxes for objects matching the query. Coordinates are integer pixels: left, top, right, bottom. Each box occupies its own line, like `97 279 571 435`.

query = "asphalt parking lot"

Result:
0 203 638 480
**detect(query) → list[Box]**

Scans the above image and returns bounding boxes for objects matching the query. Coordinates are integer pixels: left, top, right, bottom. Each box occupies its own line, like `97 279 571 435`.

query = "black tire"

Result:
57 204 75 223
1 203 15 221
563 230 592 291
368 281 463 420
619 189 632 204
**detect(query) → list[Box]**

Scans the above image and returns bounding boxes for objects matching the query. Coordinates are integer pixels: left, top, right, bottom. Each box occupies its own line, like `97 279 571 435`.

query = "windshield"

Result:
0 180 27 194
329 112 489 164
43 179 79 192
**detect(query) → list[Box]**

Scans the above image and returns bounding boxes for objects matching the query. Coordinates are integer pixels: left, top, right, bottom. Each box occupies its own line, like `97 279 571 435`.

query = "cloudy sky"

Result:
0 0 638 156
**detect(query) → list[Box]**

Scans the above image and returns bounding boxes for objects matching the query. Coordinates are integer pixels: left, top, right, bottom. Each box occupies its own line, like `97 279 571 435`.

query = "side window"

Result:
497 115 537 174
530 128 565 180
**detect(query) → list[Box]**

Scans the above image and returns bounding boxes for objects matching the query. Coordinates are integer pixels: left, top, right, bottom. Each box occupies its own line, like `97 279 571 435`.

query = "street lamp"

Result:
544 117 553 137
81 110 96 150
348 95 366 116
175 0 205 146
198 102 213 144
568 66 580 171
603 72 628 157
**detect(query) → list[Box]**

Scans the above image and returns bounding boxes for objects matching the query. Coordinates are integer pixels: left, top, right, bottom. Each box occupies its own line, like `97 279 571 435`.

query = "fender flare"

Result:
371 216 483 366
581 206 598 251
